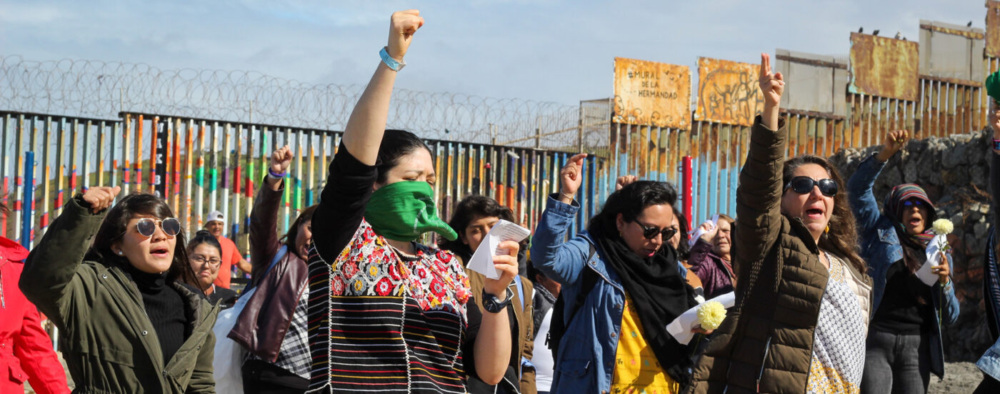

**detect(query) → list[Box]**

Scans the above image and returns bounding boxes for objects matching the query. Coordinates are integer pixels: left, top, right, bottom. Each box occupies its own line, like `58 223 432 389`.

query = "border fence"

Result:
3 7 1000 250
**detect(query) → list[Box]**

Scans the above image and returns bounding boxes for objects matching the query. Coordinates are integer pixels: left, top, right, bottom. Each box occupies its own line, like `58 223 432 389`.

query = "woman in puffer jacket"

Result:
689 53 872 394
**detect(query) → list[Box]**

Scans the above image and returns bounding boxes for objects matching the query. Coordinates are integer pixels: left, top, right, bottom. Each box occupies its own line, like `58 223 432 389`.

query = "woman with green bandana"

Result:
304 10 518 394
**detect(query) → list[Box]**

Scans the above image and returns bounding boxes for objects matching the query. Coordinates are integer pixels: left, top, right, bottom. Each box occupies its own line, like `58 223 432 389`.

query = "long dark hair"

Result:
782 155 866 274
671 205 690 260
442 195 514 261
86 193 196 284
282 204 318 254
376 129 434 185
588 181 678 243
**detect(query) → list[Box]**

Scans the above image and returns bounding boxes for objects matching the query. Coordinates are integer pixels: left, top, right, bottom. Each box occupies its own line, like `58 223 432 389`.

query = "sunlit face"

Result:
780 163 835 243
294 220 313 260
615 204 675 259
462 215 499 252
901 199 931 235
667 215 682 250
374 148 436 190
205 220 224 237
189 243 222 289
115 214 178 274
713 220 732 256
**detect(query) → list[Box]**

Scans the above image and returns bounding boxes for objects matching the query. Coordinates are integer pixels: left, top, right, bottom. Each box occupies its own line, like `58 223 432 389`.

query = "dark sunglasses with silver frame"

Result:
134 217 182 237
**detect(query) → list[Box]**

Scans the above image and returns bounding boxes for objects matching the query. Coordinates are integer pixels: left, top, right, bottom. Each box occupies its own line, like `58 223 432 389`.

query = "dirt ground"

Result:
20 354 987 393
929 362 983 394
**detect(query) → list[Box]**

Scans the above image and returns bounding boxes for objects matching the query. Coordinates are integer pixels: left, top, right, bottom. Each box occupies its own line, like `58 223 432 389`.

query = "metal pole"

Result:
21 152 34 249
682 155 693 230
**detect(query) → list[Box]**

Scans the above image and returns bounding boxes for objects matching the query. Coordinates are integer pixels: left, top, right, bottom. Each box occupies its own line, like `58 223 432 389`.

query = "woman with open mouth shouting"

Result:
20 188 217 393
847 130 959 394
689 53 872 394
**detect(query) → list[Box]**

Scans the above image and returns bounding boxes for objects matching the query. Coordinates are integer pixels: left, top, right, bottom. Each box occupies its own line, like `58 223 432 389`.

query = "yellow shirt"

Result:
609 295 679 394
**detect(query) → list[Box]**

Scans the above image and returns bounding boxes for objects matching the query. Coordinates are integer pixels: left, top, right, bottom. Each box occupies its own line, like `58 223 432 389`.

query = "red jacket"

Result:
0 236 69 394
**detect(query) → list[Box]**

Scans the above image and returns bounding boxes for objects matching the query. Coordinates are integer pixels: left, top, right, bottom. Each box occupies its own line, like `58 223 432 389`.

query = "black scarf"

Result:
591 226 698 384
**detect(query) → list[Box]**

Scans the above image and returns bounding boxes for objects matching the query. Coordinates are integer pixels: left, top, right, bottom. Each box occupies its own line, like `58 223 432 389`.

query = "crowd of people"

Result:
3 8 999 394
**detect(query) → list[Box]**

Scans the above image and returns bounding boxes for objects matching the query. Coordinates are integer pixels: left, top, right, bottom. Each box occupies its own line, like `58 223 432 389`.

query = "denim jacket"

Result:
847 154 959 377
978 151 1000 379
530 195 629 393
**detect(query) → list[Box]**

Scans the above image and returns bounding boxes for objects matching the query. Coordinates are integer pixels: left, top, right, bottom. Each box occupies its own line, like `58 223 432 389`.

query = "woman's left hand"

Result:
934 252 951 285
482 240 520 298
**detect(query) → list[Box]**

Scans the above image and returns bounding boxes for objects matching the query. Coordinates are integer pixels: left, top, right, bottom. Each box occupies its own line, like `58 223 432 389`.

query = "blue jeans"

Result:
861 329 931 394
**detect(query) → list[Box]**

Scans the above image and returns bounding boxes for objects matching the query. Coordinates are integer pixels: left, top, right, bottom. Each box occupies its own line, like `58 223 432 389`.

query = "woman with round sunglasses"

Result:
689 53 871 393
20 188 218 393
187 230 238 308
304 10 517 393
531 165 699 393
847 130 958 394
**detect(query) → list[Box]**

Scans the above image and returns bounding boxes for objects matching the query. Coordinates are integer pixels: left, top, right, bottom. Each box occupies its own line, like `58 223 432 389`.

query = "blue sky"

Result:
0 0 987 106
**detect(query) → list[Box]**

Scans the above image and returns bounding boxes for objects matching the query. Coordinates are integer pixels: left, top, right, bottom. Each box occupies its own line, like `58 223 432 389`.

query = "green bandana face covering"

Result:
365 181 458 242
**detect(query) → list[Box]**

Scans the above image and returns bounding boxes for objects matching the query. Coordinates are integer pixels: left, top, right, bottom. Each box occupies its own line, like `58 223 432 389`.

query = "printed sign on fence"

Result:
848 32 919 101
988 1 1000 57
613 57 691 130
695 57 764 127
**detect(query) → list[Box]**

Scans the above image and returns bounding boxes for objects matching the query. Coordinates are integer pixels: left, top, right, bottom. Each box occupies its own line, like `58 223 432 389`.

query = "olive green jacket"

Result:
688 117 872 393
20 197 218 393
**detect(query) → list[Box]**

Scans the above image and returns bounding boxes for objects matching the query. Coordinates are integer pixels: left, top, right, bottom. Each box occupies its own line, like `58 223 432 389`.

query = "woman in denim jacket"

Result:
531 160 699 394
847 130 959 393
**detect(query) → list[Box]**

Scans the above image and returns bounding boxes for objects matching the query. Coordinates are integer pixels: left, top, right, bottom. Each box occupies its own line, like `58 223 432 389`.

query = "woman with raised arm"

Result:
229 145 315 393
531 163 699 392
847 130 958 393
306 10 516 393
20 188 217 393
688 214 736 300
688 54 872 394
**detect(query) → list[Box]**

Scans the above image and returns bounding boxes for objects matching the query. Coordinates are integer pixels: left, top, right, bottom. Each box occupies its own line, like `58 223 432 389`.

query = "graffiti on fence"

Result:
695 57 764 127
613 58 691 129
849 33 920 101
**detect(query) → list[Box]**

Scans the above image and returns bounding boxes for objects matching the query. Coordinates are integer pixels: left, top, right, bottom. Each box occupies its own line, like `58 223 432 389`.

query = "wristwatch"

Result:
481 287 513 314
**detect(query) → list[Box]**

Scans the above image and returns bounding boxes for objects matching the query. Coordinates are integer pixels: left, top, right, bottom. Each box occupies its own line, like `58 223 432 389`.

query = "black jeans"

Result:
242 359 309 394
860 329 931 394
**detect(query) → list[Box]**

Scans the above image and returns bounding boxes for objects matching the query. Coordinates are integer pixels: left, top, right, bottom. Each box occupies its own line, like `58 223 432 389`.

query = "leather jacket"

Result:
228 178 309 362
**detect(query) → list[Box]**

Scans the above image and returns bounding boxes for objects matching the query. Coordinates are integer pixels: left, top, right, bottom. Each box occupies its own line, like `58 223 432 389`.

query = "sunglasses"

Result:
135 218 182 237
902 199 927 208
785 176 838 197
634 221 679 241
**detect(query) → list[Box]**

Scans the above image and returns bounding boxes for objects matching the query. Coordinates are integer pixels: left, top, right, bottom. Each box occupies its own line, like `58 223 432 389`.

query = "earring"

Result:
117 250 124 256
825 225 830 234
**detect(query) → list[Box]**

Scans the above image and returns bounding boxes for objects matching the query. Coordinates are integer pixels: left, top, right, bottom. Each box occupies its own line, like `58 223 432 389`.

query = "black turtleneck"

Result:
125 264 188 364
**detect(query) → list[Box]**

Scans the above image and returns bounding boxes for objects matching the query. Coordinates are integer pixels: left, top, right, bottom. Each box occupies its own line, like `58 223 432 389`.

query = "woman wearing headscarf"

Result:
847 130 958 393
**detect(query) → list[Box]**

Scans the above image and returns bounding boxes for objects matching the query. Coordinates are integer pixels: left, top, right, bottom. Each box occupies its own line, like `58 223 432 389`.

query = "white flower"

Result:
932 219 954 235
697 301 726 331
